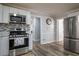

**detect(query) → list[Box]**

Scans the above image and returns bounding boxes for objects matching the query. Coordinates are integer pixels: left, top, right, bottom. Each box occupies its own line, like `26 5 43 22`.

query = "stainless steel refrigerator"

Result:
64 16 79 53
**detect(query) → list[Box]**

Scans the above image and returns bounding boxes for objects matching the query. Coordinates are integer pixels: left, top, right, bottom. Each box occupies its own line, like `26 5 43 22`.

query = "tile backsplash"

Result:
0 23 30 32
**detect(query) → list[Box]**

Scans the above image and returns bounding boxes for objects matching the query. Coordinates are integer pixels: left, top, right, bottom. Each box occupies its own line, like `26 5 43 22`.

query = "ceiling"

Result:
4 3 79 19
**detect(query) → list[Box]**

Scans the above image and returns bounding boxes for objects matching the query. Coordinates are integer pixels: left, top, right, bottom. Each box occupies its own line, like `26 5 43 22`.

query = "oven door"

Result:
14 38 29 49
9 38 29 50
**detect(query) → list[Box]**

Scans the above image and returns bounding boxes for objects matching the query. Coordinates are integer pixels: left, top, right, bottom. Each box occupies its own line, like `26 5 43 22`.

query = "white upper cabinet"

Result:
0 5 32 24
18 9 27 15
26 12 32 25
0 4 3 23
9 7 26 15
9 7 19 14
0 5 10 23
2 6 10 23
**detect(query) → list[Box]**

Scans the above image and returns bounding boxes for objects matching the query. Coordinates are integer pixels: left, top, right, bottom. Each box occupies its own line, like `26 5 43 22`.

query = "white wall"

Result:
40 16 55 44
31 14 55 44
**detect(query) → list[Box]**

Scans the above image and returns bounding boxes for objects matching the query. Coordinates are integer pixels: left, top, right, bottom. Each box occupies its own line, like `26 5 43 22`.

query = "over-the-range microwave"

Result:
9 14 26 24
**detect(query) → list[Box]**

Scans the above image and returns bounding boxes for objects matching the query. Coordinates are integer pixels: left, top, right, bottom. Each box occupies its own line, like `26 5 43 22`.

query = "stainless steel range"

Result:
9 28 29 56
9 14 29 56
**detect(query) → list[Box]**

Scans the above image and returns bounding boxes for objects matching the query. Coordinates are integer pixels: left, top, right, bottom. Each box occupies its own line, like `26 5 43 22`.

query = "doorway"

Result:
34 17 41 43
56 19 64 45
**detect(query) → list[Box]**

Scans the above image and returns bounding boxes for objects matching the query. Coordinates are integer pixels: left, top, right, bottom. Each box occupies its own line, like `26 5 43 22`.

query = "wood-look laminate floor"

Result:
23 41 79 56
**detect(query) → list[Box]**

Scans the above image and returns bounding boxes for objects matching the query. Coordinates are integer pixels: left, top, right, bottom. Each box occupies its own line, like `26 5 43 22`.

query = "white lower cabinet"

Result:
0 37 9 56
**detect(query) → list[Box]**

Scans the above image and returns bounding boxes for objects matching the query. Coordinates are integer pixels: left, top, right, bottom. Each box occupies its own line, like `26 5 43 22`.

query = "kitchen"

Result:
1 3 79 56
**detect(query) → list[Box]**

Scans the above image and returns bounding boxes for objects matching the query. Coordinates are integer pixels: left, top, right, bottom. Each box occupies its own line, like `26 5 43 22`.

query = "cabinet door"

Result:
0 4 3 23
29 34 33 50
0 37 9 56
26 12 32 25
0 37 2 55
18 9 27 15
2 6 10 23
9 7 19 14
